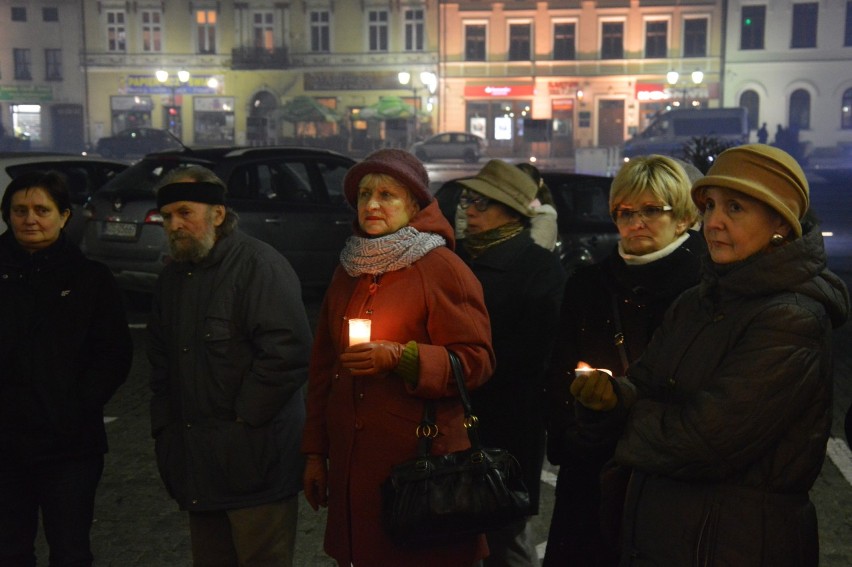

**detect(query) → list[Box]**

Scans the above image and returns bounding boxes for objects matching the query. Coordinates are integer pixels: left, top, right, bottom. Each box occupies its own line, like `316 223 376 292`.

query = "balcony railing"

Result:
231 47 290 70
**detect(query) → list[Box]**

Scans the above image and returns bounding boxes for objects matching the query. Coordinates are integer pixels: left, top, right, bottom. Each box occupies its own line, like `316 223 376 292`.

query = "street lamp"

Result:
666 69 704 107
156 69 190 138
398 71 438 143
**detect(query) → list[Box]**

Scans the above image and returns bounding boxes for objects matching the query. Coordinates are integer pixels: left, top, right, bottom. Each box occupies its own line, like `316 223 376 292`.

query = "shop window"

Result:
843 89 852 130
405 9 424 51
553 23 576 60
106 10 126 52
310 10 330 53
142 10 163 53
789 89 811 130
791 3 818 48
684 18 708 57
196 9 217 54
645 20 668 59
601 22 624 59
45 49 62 81
508 23 531 61
465 24 486 61
368 10 389 52
14 49 32 80
739 90 760 131
740 5 765 50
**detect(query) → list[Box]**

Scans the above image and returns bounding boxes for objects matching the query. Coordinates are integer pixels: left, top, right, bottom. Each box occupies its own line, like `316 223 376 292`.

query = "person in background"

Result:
516 163 559 252
148 166 312 567
301 149 494 567
455 159 567 567
757 122 769 144
572 144 849 566
543 155 703 566
0 171 132 566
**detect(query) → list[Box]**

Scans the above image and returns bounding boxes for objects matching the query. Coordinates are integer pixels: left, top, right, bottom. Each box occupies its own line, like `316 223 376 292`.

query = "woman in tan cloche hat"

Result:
570 144 849 566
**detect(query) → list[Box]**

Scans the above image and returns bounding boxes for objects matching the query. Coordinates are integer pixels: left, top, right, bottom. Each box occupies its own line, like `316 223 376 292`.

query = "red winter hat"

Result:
344 149 432 208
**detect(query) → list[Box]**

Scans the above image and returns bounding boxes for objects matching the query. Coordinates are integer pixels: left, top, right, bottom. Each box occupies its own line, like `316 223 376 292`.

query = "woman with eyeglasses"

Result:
570 145 848 565
455 159 567 566
544 154 704 566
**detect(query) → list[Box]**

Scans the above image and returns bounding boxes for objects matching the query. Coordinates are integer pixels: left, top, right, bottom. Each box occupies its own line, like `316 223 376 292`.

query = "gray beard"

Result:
168 228 216 263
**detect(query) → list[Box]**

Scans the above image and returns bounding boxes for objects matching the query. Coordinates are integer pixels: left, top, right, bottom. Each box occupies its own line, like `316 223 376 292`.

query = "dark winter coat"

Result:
609 222 849 566
149 230 313 512
544 230 704 566
458 229 567 514
301 201 495 567
0 231 132 463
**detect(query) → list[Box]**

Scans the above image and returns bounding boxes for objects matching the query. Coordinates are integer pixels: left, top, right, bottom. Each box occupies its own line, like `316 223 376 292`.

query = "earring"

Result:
770 233 786 246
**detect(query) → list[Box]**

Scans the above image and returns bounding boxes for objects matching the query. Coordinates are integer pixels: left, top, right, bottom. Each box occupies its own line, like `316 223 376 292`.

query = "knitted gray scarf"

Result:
339 226 446 276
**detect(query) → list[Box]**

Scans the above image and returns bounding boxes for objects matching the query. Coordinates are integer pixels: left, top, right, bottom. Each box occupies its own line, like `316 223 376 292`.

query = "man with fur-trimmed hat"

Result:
455 159 567 566
148 166 313 566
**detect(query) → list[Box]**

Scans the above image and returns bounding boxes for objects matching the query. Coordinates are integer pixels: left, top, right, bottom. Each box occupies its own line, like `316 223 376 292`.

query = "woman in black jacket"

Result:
544 155 704 566
572 145 849 566
0 171 132 566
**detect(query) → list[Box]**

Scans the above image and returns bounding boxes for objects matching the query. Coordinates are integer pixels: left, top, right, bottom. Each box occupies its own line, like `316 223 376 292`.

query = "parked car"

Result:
806 145 852 183
434 170 618 274
410 132 484 163
95 127 184 159
0 152 129 244
83 146 356 293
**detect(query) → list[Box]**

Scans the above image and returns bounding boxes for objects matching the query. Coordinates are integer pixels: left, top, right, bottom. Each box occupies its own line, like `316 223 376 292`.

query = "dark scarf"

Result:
462 220 524 259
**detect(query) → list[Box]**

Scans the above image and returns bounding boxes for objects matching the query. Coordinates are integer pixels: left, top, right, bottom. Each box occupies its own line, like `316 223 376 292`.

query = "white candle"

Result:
574 367 613 378
348 319 371 346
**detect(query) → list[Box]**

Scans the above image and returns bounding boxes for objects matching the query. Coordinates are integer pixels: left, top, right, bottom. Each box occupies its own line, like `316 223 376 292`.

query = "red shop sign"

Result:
464 85 536 97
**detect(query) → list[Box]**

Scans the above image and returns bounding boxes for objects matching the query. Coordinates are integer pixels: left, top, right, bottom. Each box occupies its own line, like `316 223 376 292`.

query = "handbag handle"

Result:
416 350 482 456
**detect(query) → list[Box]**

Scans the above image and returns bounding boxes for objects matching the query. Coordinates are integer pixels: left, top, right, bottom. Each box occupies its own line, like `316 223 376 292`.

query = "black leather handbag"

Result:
380 350 531 546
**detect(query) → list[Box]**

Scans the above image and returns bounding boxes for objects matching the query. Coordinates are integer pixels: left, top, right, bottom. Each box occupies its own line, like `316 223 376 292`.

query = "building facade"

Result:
79 0 438 154
1 0 850 156
438 0 724 158
0 0 87 152
723 0 852 154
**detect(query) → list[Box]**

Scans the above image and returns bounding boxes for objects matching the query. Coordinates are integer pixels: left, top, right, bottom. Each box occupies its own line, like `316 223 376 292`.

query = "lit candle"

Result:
574 366 613 378
348 318 371 346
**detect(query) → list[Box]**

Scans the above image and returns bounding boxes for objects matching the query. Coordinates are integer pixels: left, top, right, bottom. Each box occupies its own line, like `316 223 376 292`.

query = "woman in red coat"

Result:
301 149 495 566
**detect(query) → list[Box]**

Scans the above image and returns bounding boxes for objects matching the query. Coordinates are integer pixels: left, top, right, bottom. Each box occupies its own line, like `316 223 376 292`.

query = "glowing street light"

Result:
666 69 704 107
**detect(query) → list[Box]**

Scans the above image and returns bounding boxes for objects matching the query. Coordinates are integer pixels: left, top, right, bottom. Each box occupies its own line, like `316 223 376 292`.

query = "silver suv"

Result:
82 146 356 293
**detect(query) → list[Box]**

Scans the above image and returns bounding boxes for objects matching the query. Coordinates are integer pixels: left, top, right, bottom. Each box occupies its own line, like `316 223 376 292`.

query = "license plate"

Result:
103 222 137 238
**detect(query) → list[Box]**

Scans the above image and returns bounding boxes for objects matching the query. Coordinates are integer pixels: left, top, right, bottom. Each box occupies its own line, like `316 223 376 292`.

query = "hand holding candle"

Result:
571 361 616 411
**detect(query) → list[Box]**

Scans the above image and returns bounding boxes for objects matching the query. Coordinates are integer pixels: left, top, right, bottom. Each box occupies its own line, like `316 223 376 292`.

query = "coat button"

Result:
186 423 192 428
191 499 198 505
667 377 676 387
333 373 340 381
181 346 190 353
359 393 364 400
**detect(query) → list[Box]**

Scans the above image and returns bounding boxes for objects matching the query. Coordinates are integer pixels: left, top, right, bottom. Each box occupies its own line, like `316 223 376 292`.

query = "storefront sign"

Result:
110 96 153 111
0 85 53 102
304 72 400 91
635 83 667 101
464 85 535 97
124 75 222 95
547 81 579 95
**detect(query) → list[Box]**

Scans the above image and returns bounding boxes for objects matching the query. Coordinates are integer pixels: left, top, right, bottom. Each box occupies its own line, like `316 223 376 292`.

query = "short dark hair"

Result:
1 170 72 225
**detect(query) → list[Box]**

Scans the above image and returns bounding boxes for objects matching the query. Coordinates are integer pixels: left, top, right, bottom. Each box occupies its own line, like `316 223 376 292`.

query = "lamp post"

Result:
156 68 190 138
398 71 437 145
666 69 704 108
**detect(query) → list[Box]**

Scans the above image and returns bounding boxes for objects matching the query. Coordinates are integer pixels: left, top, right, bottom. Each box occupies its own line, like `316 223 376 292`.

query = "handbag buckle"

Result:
470 450 485 464
416 424 439 439
464 415 479 429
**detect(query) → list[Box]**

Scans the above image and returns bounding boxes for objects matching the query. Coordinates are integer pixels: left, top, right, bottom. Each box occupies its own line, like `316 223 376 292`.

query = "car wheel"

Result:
464 150 479 163
415 149 429 162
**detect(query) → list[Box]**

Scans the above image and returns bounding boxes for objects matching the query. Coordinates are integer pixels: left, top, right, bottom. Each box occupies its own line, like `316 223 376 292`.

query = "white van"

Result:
622 108 749 159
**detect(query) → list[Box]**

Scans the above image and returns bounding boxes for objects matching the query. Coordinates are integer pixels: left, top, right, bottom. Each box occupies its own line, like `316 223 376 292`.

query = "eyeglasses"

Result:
611 205 673 225
458 192 492 212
